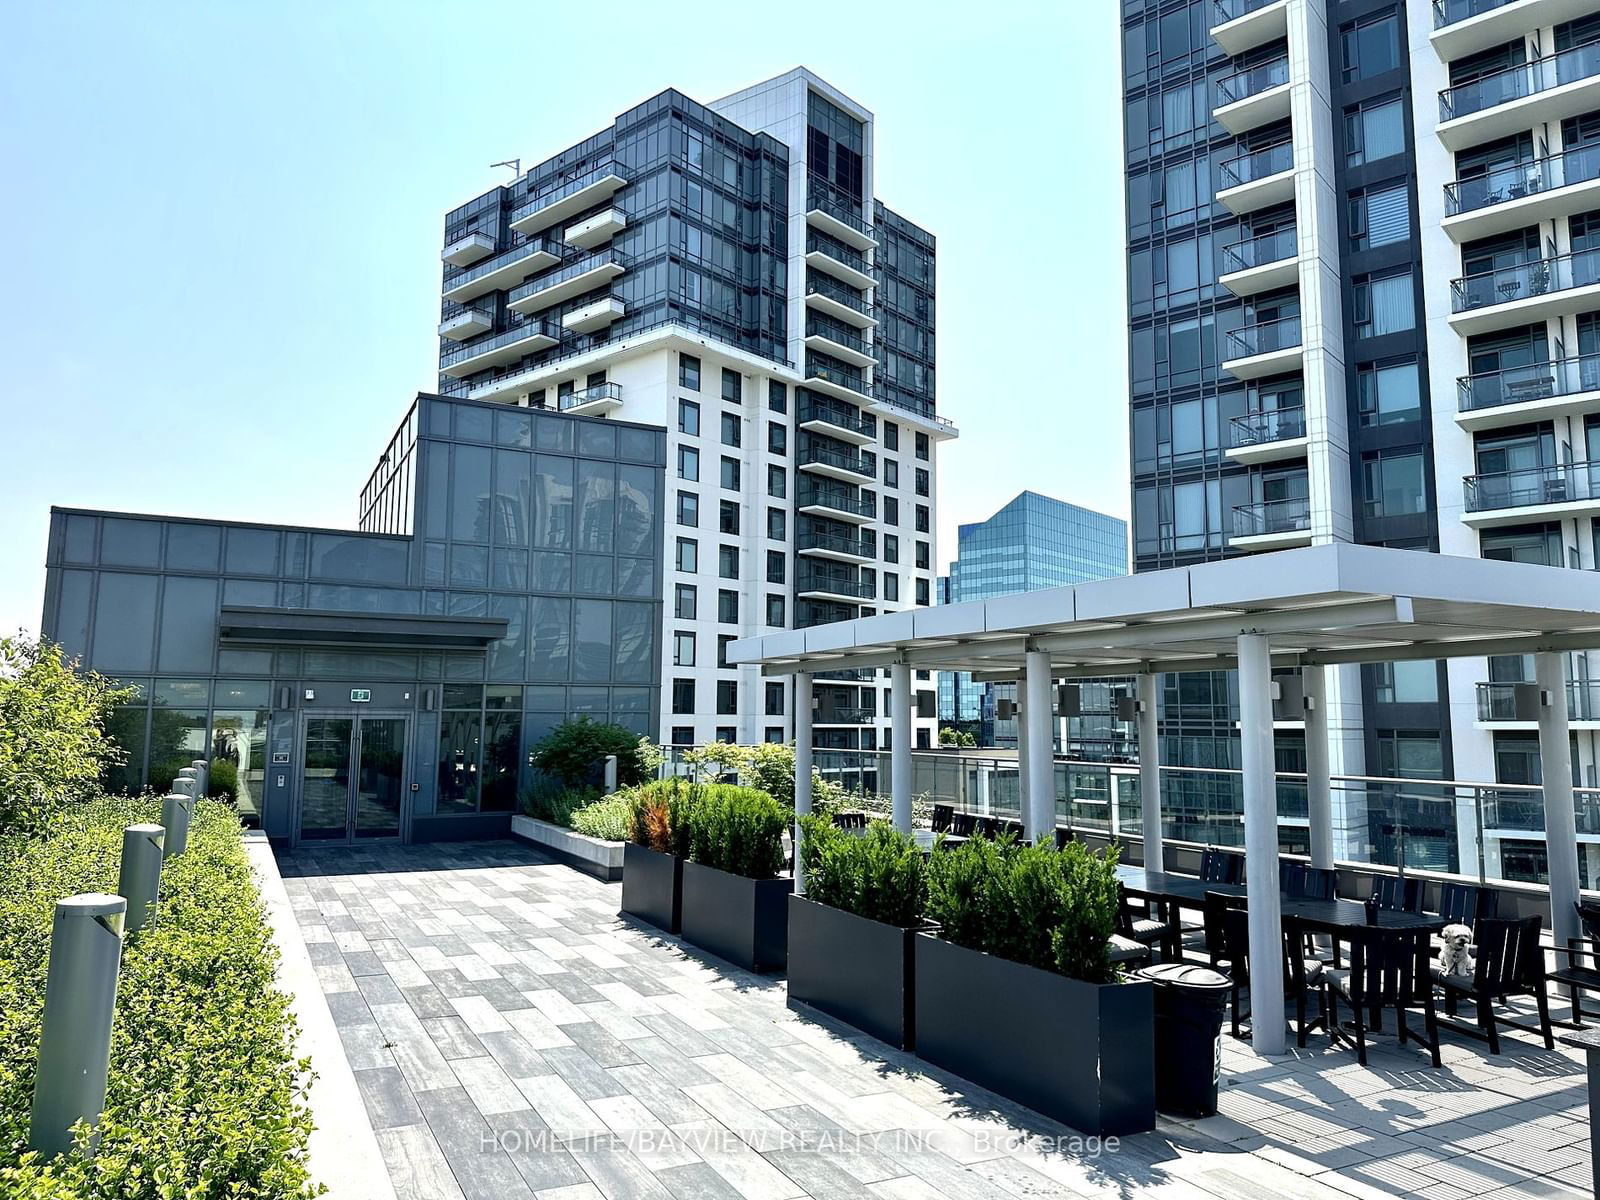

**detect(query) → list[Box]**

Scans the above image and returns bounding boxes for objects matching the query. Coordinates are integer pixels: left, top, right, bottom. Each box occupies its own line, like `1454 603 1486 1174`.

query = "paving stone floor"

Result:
276 839 1593 1200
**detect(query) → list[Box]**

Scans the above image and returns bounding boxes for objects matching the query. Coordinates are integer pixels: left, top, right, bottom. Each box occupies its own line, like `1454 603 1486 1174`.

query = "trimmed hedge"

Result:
0 796 315 1199
686 785 786 880
797 817 925 928
569 793 633 842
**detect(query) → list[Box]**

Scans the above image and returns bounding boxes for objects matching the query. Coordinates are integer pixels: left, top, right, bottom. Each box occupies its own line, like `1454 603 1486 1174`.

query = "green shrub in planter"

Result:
627 778 696 857
686 785 785 880
570 793 633 841
527 718 656 790
798 816 924 927
519 778 600 826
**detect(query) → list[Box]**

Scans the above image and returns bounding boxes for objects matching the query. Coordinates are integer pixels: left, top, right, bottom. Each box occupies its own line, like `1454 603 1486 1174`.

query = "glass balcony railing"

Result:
1218 139 1294 189
1225 314 1302 359
806 190 873 239
1216 57 1290 107
438 319 558 370
798 485 876 519
557 381 623 412
806 276 872 318
798 529 875 558
1450 247 1600 313
806 362 873 399
1457 351 1600 413
1440 40 1600 122
508 248 631 306
1233 495 1310 537
806 231 870 276
798 568 874 600
804 319 873 358
442 237 561 293
800 398 875 438
1463 461 1600 512
1213 0 1281 21
1222 227 1298 273
1432 0 1512 29
800 442 875 477
1229 405 1306 447
511 160 626 228
1476 680 1600 721
1444 143 1600 216
815 706 873 724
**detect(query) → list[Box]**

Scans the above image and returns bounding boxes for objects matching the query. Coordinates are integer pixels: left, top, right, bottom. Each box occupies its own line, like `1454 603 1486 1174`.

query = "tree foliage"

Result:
527 718 657 790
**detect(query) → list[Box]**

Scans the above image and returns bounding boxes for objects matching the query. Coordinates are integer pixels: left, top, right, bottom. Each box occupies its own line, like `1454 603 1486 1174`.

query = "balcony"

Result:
805 232 876 290
1447 247 1600 336
561 296 626 334
798 484 876 525
804 319 877 368
797 528 875 564
1226 405 1308 464
1216 140 1296 214
1222 315 1303 380
1220 227 1299 297
1455 352 1600 431
507 249 629 316
1442 143 1600 242
815 705 873 726
564 207 627 250
509 162 628 235
442 229 496 268
806 193 877 251
1230 496 1312 550
1213 58 1292 135
798 569 874 604
805 277 877 328
1437 41 1600 151
799 441 876 483
799 398 875 445
438 319 559 378
804 362 874 405
1462 461 1600 527
557 381 624 417
442 238 562 304
1431 0 1596 62
438 307 493 342
1210 0 1289 56
1476 679 1600 726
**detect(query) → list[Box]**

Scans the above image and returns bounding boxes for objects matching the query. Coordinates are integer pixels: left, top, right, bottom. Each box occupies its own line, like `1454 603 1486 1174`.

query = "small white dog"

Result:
1435 923 1476 979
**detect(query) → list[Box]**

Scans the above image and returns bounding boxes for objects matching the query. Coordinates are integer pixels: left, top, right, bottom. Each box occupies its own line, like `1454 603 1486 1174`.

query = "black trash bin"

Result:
1134 962 1231 1117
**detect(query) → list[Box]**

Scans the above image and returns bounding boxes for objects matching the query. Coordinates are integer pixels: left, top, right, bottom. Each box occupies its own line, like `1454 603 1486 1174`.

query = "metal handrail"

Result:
1440 40 1600 121
1444 142 1600 216
805 363 873 399
1229 405 1306 447
1432 0 1512 29
1450 246 1600 313
1456 351 1600 413
806 276 872 316
557 381 623 410
442 236 560 292
1226 315 1302 359
1216 57 1290 106
1223 227 1298 273
439 319 558 369
1233 495 1310 536
511 160 626 227
1463 461 1600 512
507 248 631 306
1219 139 1294 189
805 191 873 238
806 231 870 275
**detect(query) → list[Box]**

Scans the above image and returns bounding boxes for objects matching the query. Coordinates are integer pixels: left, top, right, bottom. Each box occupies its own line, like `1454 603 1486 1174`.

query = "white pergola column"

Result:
1026 650 1054 842
1238 631 1286 1055
1137 672 1163 871
1016 683 1031 829
793 673 813 893
890 662 913 833
1303 664 1333 871
1537 651 1581 950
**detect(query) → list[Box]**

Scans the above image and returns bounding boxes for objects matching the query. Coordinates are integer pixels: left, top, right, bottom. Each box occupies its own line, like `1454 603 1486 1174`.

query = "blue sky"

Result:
0 1 1128 636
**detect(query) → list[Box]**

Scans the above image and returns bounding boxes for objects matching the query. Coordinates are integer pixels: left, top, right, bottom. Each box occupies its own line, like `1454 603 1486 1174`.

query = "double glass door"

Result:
300 716 406 843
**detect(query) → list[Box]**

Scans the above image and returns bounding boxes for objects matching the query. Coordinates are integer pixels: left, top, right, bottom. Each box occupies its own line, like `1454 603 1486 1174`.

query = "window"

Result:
915 578 930 606
680 354 701 390
675 537 697 573
672 726 693 747
765 682 785 715
915 541 930 569
1354 269 1414 338
883 422 899 451
1371 660 1439 704
885 573 900 601
1362 451 1427 517
717 681 737 715
721 412 741 447
672 678 695 714
718 589 738 623
768 422 786 455
1482 523 1562 566
715 634 734 669
884 497 899 526
884 459 899 488
768 380 787 412
673 631 696 666
678 398 700 436
721 368 741 402
914 468 929 497
1375 730 1443 779
767 464 787 498
915 504 929 532
883 534 899 563
718 499 740 535
1346 97 1405 168
678 446 699 481
1341 13 1399 81
1357 360 1421 426
676 491 699 527
766 593 785 626
1350 184 1411 252
915 432 929 461
767 507 786 540
674 584 697 619
718 545 739 579
765 727 784 743
721 456 740 490
716 726 736 743
766 550 786 583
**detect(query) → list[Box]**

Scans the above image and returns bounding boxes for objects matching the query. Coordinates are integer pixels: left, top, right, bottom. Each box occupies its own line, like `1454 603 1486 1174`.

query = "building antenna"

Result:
490 158 521 180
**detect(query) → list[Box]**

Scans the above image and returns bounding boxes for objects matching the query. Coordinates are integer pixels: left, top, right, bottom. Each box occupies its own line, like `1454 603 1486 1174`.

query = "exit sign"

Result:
350 689 372 703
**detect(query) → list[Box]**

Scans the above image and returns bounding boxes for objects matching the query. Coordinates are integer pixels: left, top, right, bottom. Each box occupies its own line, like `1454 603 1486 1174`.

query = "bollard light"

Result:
160 793 192 858
117 824 165 932
190 759 209 798
29 893 126 1158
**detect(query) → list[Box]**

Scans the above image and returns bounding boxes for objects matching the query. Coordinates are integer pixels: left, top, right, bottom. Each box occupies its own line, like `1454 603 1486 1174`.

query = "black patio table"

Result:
1114 866 1445 935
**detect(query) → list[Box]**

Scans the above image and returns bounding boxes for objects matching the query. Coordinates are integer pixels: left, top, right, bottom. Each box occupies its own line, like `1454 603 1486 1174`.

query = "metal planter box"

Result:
620 843 682 933
680 860 793 972
913 933 1155 1136
787 895 919 1049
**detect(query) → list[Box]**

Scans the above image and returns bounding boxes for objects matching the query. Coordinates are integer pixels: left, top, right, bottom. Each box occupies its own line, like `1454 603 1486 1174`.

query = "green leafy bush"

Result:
924 835 1121 985
686 785 786 880
570 793 632 841
626 779 696 857
519 778 600 826
0 796 315 1198
527 718 657 790
798 817 925 927
679 742 845 811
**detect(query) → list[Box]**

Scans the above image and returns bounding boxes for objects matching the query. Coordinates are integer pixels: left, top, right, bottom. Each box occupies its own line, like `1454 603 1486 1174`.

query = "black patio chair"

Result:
975 815 1003 840
1201 846 1244 885
1286 865 1336 902
1436 915 1552 1054
949 811 977 837
1550 901 1600 1025
1325 927 1440 1067
1207 895 1326 1044
1436 881 1497 927
1054 826 1076 851
1118 883 1178 963
1369 875 1424 914
930 803 954 834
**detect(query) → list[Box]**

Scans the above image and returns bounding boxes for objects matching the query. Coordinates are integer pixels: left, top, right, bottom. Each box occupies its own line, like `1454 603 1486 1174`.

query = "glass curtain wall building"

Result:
936 492 1129 749
434 69 956 754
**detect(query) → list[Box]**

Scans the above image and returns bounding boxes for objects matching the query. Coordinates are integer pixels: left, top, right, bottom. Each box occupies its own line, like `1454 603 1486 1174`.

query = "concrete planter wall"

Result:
620 843 682 932
680 860 792 972
913 933 1155 1136
509 816 624 881
787 895 919 1049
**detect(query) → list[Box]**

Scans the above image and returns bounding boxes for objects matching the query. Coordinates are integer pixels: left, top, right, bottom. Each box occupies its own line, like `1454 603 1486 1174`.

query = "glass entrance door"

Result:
299 716 407 843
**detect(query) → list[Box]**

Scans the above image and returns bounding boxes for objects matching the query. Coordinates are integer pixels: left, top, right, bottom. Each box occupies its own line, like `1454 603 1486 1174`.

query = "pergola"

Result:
729 544 1600 1054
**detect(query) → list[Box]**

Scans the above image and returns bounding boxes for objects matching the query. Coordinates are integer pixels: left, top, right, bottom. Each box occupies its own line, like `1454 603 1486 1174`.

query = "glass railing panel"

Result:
1218 139 1294 189
1463 461 1600 512
1450 247 1600 312
1216 57 1290 107
1233 495 1311 536
1229 405 1307 446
